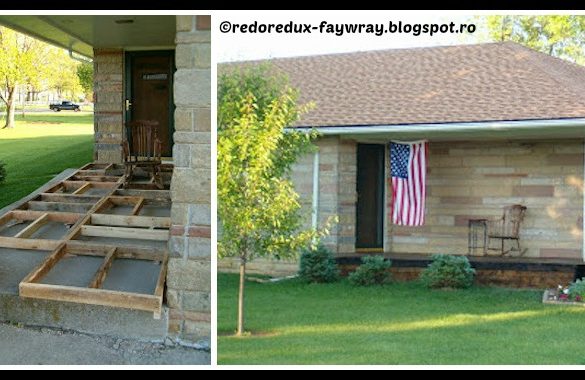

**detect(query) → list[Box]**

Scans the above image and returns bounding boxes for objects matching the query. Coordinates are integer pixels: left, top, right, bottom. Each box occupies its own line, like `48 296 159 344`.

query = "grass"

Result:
219 273 585 365
0 112 93 208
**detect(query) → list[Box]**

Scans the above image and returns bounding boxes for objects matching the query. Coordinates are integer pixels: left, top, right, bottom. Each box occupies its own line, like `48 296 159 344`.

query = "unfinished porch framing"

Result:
0 162 173 318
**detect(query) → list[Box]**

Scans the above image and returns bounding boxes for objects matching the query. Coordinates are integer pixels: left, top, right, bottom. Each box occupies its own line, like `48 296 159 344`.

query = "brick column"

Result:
167 15 211 345
93 49 124 163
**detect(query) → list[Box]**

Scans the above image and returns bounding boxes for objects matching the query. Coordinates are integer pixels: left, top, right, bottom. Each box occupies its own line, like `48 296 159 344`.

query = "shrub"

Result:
0 161 5 185
421 254 476 289
348 255 392 286
298 244 339 283
569 279 585 302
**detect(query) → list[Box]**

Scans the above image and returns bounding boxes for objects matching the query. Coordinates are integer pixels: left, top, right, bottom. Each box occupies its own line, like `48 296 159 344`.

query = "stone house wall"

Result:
93 49 124 163
167 15 211 345
392 140 584 259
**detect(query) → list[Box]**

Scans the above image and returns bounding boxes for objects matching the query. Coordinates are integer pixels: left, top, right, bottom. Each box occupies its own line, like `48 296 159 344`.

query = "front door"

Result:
125 51 175 157
356 144 385 251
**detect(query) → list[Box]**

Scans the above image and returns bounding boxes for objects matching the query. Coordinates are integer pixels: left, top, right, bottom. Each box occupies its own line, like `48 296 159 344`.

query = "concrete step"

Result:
0 292 169 342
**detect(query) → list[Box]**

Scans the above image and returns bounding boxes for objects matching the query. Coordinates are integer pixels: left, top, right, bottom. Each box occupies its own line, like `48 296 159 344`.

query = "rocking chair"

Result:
121 120 164 189
487 205 527 256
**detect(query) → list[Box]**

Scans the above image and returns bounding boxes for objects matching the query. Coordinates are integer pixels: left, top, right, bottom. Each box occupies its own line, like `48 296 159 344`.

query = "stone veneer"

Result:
167 15 211 344
222 138 585 275
93 48 124 163
392 140 584 259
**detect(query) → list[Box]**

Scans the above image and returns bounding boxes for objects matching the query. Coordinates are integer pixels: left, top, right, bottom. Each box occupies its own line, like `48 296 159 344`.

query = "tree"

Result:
218 66 333 336
48 49 82 100
480 15 585 64
0 27 51 128
77 62 94 100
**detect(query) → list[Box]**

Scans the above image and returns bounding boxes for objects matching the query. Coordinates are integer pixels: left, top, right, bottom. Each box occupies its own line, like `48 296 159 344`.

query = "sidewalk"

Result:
0 322 210 365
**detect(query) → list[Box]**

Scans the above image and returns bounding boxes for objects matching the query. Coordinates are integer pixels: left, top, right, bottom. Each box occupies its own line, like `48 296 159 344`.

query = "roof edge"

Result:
291 118 585 135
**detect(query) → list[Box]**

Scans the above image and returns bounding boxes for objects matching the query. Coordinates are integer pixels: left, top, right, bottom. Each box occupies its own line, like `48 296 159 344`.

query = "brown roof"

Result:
224 42 585 127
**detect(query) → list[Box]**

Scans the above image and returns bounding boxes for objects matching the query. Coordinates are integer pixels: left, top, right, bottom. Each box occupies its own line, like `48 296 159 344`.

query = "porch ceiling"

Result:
0 15 176 58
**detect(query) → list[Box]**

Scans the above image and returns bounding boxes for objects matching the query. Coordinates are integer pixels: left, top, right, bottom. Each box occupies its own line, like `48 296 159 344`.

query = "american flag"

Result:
390 141 428 226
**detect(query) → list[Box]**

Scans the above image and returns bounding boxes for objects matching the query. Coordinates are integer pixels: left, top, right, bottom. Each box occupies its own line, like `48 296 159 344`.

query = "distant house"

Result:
221 42 585 286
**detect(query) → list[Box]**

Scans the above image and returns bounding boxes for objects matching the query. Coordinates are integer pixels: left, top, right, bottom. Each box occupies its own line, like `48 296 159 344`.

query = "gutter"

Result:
291 118 585 135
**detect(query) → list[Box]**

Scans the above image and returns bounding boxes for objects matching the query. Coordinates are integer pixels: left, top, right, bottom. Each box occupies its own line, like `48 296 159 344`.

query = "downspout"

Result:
311 150 320 232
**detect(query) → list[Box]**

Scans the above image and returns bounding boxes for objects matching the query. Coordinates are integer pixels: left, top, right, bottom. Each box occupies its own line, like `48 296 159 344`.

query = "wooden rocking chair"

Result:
121 120 164 189
487 205 527 256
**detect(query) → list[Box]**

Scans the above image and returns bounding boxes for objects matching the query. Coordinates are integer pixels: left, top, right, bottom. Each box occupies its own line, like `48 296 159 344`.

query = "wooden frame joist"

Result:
0 162 172 318
19 243 168 318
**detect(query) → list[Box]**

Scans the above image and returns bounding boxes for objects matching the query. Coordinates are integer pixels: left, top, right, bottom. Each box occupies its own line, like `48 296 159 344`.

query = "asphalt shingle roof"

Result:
223 42 585 128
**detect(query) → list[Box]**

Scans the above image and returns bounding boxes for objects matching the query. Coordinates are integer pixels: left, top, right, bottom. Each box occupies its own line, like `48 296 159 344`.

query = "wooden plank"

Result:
0 237 61 251
72 175 121 182
81 225 169 241
108 196 144 205
91 214 171 229
14 213 49 239
64 181 117 190
152 254 168 319
131 198 145 216
88 247 117 289
19 283 161 313
72 182 92 195
9 210 82 224
115 189 171 201
66 241 166 260
20 243 68 283
28 201 94 214
0 211 15 227
39 194 102 203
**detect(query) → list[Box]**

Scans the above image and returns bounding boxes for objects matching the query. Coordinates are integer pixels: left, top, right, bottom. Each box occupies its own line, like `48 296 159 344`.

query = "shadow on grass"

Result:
218 273 585 364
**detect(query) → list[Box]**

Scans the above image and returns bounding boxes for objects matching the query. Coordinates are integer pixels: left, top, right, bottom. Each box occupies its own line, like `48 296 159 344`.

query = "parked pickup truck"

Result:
49 101 81 112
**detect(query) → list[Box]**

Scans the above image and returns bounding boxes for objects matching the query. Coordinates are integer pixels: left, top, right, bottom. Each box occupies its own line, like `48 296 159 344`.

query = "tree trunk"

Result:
236 255 247 336
3 89 16 129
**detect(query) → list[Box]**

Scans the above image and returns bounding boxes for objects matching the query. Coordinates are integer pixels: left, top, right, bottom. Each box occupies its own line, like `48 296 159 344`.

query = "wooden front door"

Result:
126 51 175 157
356 144 385 251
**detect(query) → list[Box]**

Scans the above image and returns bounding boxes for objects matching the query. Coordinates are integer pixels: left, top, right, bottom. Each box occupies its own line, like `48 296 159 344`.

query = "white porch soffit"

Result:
292 118 585 141
0 15 176 59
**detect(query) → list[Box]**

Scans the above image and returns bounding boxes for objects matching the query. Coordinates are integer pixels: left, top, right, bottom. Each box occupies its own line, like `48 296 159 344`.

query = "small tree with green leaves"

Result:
218 66 332 336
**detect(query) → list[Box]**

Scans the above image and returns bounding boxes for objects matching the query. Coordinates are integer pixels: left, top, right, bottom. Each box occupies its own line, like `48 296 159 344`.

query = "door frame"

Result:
355 143 385 251
124 50 176 156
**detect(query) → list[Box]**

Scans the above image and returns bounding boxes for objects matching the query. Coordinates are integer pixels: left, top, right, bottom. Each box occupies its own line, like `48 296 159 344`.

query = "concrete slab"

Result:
102 259 160 294
40 256 104 287
0 248 50 294
0 221 31 237
29 221 71 240
139 205 171 217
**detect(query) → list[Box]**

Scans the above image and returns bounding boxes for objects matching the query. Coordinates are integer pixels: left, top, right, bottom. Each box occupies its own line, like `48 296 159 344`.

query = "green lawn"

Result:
0 112 93 209
219 273 585 365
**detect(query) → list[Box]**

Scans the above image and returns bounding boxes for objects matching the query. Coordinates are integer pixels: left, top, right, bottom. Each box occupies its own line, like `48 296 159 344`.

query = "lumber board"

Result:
72 182 91 195
14 213 49 239
81 225 169 241
19 283 162 313
90 214 171 229
39 193 102 203
66 241 166 261
131 198 145 216
9 210 82 224
0 237 61 251
88 247 117 289
152 254 168 319
115 189 171 201
72 175 121 182
28 201 94 214
20 243 68 283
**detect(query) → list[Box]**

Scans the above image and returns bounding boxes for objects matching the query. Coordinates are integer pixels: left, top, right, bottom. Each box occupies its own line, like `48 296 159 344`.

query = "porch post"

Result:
312 150 320 231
